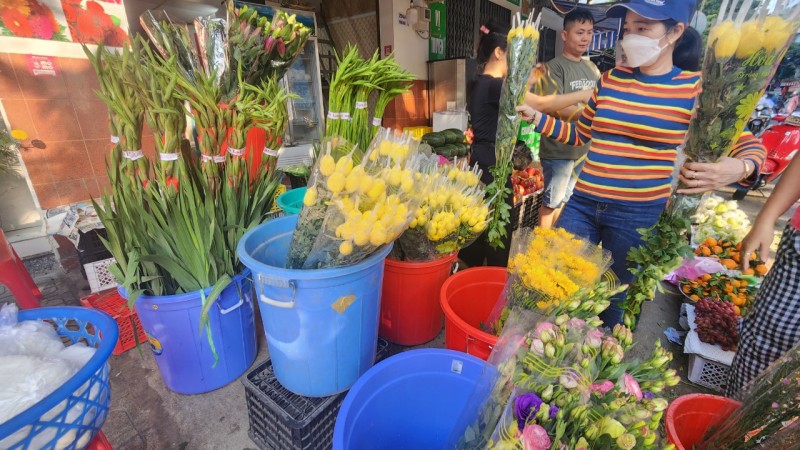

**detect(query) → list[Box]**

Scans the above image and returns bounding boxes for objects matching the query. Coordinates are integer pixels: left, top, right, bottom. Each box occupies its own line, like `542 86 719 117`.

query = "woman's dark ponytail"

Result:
663 20 702 71
475 19 511 75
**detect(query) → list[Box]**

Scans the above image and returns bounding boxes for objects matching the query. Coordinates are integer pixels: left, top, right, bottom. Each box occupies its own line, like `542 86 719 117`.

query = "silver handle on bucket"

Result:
466 336 493 357
260 280 297 309
218 297 244 315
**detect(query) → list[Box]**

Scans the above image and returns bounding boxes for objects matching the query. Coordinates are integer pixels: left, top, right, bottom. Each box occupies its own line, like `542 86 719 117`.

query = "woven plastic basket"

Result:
0 307 119 450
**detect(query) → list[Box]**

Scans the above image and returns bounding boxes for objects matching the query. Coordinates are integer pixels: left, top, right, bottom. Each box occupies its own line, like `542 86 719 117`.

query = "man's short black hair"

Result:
564 7 595 29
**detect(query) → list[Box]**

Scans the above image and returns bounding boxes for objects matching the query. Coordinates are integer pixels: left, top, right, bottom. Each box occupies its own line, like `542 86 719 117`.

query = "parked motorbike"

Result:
732 113 800 200
747 104 772 136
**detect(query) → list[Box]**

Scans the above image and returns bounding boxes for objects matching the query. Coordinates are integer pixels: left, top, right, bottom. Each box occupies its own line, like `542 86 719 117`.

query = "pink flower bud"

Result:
622 373 643 401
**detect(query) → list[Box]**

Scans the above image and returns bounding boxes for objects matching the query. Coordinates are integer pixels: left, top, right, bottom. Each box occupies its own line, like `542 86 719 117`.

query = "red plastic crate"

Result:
80 290 147 356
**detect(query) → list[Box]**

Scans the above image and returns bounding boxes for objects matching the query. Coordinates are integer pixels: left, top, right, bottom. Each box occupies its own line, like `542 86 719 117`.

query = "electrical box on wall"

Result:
414 6 430 32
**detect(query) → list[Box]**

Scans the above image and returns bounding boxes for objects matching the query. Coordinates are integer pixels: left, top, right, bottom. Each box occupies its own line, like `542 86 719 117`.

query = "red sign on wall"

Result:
384 45 393 57
26 55 57 77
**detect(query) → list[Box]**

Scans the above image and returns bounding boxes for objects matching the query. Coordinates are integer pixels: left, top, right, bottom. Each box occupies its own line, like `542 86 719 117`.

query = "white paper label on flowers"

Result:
340 112 351 121
327 111 340 120
263 147 279 157
356 101 368 109
228 147 245 156
110 136 120 144
372 117 382 126
213 155 226 163
122 150 144 160
159 152 179 161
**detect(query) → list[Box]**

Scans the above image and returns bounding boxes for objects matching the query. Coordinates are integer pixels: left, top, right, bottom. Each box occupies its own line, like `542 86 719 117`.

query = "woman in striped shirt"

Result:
516 0 766 326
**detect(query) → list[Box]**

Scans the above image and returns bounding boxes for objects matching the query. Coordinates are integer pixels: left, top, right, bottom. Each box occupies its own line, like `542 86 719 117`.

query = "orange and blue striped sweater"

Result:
535 66 766 205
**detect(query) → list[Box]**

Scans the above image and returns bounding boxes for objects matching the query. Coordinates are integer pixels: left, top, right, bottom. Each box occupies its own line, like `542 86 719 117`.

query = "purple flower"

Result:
514 393 543 429
643 391 655 400
621 373 643 401
548 404 559 420
772 402 780 409
521 424 551 450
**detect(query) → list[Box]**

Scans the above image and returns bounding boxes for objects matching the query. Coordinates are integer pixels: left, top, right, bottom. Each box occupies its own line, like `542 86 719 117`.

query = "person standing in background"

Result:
538 8 601 229
461 19 594 267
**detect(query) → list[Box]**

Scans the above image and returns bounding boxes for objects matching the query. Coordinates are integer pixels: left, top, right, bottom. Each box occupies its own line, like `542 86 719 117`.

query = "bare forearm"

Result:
756 156 800 225
554 105 583 121
525 90 588 115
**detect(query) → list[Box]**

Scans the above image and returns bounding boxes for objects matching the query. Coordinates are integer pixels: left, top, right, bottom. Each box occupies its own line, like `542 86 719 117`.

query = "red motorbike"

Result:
732 113 800 200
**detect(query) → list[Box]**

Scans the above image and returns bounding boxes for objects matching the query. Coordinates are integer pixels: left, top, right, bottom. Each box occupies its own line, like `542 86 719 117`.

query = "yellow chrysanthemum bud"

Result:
339 240 353 256
327 171 346 194
303 187 317 206
523 25 535 39
368 179 386 201
335 156 353 175
711 21 740 60
735 21 764 59
344 172 360 193
354 230 369 246
319 154 335 177
370 224 388 246
763 16 793 53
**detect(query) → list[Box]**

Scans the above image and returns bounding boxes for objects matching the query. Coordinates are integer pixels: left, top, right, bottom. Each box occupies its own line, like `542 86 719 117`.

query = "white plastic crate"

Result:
688 353 731 392
84 257 117 293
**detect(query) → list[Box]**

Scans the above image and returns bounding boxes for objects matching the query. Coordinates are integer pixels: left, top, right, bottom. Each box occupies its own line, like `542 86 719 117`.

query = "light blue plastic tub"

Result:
237 214 392 397
333 349 486 450
277 187 307 215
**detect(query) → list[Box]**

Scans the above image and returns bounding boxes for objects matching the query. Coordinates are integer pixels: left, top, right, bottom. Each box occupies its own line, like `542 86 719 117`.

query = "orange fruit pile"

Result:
681 272 756 316
694 237 768 276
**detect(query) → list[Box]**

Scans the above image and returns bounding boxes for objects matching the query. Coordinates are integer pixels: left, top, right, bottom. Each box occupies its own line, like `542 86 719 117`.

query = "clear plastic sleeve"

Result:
449 308 679 449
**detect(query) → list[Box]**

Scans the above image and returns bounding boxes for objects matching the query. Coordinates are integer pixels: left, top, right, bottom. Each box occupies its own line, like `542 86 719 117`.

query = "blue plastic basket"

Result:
0 306 119 450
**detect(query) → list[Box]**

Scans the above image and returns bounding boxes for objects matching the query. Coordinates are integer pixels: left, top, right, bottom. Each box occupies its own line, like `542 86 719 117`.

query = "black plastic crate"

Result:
77 228 113 278
244 338 392 450
511 189 543 231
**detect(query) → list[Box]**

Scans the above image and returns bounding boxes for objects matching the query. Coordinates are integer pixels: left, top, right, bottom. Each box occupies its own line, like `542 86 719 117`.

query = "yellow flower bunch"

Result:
507 23 539 42
507 228 610 305
393 163 489 261
708 13 797 61
298 128 430 268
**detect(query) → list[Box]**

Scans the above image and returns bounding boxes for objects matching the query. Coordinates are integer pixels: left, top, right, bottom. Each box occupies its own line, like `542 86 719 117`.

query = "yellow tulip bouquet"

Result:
486 228 615 334
287 129 433 269
622 0 800 329
391 163 490 261
486 13 541 249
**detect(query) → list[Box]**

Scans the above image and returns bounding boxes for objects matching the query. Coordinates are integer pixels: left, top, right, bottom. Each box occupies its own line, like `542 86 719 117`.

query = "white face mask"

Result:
615 39 629 67
619 33 667 68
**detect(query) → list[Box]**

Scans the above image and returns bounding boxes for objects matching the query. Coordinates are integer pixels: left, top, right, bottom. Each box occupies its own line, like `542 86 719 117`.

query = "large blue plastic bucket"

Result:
123 270 257 395
238 214 392 397
333 349 485 449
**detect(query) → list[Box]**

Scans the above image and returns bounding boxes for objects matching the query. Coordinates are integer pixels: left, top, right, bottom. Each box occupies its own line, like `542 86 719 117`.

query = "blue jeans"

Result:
557 194 663 327
542 159 585 209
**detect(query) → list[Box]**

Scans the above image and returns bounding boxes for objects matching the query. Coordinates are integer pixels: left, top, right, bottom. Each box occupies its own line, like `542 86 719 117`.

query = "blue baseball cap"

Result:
607 0 697 25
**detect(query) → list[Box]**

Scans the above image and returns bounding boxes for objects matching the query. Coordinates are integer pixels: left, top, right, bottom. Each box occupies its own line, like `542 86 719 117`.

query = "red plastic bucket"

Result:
440 267 507 360
665 394 741 449
379 254 458 345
